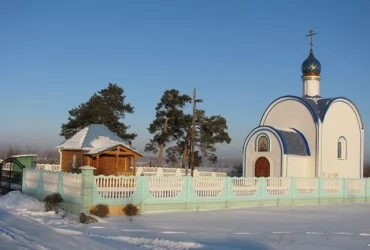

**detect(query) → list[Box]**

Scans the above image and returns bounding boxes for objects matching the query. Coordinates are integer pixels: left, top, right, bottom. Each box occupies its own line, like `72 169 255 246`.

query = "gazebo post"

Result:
115 148 118 175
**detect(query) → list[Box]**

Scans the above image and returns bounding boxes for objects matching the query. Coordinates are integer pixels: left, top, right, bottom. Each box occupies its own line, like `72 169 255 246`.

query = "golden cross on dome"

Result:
306 30 317 51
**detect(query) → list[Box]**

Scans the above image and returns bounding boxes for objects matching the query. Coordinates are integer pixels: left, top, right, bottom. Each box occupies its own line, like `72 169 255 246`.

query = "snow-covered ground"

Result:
1 191 370 250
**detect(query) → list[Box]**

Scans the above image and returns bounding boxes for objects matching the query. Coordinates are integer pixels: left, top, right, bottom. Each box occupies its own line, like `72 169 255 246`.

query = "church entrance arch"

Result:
255 157 270 177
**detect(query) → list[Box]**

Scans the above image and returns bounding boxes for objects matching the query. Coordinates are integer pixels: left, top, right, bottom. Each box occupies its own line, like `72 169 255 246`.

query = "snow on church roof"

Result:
266 95 363 129
303 96 363 129
57 124 139 154
304 97 336 122
273 128 310 156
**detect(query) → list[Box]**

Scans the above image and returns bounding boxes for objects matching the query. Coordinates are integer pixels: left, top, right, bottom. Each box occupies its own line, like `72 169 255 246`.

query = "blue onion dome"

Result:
301 49 321 76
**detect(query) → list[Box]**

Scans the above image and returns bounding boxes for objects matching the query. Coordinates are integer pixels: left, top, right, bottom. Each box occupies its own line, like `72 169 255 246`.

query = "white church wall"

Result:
261 98 317 177
321 101 362 178
244 130 282 177
285 155 308 177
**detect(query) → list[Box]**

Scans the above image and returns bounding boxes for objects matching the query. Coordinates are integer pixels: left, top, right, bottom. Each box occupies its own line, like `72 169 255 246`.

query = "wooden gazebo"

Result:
57 124 142 176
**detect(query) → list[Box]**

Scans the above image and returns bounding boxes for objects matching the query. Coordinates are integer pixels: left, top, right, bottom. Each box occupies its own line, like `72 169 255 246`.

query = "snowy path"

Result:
1 191 370 249
98 204 370 250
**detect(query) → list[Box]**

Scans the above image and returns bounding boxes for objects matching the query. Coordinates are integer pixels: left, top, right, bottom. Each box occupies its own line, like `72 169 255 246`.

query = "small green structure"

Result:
10 154 37 170
0 154 37 194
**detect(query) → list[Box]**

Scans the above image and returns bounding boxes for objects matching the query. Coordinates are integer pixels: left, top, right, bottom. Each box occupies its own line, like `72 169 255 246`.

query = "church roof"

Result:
262 95 363 129
303 97 334 121
303 97 363 128
243 126 310 157
57 124 140 154
273 128 310 156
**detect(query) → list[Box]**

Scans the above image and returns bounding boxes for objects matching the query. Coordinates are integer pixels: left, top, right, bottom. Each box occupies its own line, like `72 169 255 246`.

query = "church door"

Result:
255 157 270 177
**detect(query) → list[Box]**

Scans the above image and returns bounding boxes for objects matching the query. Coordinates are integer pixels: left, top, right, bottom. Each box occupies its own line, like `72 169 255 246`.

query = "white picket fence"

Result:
148 177 184 198
95 175 136 199
30 164 228 177
35 164 60 171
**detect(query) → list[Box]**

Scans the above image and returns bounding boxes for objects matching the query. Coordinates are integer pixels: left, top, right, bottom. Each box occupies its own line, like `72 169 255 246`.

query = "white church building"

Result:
243 32 364 178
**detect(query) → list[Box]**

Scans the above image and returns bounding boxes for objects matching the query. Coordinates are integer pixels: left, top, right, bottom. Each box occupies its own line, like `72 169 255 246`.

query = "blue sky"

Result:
0 1 369 161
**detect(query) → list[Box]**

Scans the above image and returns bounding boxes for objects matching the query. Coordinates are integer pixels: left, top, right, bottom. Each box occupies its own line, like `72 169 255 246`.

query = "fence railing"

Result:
136 166 227 177
30 164 227 177
22 167 370 216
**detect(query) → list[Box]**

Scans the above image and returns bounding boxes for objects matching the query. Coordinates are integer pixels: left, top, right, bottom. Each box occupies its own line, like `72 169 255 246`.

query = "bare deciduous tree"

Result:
0 144 59 164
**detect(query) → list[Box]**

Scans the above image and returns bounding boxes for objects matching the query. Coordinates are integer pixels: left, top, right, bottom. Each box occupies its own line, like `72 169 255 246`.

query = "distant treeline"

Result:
0 144 59 164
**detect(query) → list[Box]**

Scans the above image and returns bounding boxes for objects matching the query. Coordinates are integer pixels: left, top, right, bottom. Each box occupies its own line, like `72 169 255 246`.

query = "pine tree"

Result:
146 89 231 169
145 89 191 166
60 83 137 145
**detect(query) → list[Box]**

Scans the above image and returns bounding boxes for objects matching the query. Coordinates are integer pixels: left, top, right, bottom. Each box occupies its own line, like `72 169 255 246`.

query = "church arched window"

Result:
257 135 270 152
337 137 347 160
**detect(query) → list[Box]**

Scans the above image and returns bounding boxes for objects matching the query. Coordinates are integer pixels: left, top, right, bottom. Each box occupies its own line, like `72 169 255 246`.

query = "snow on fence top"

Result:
36 164 60 171
136 167 227 177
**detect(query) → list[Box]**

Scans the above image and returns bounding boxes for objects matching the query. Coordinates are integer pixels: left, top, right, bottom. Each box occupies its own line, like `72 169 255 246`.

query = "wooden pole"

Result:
158 117 169 167
190 88 196 177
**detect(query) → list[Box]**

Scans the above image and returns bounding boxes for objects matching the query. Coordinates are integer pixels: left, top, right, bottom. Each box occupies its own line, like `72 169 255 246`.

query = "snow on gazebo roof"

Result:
10 154 38 158
57 124 140 154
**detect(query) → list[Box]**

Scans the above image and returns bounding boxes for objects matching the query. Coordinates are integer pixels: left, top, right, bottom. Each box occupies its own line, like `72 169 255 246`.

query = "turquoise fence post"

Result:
79 166 95 215
38 170 44 200
185 176 190 210
57 172 64 196
342 178 346 204
362 178 366 203
366 178 369 203
140 175 147 213
185 175 195 211
318 178 321 204
185 176 188 210
225 177 229 208
291 177 296 206
259 177 266 206
138 175 143 211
